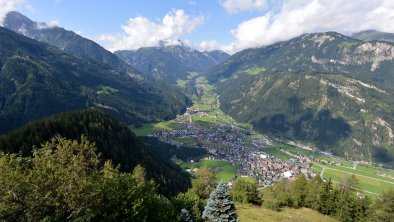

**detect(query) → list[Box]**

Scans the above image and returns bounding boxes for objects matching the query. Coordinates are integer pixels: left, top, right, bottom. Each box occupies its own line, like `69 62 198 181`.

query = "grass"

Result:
96 85 119 95
180 160 240 182
236 205 338 222
312 161 394 196
130 121 178 136
340 41 359 48
174 137 196 146
261 147 291 161
243 67 266 75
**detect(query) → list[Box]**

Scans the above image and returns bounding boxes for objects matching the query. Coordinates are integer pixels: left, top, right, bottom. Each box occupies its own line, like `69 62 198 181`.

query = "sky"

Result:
0 0 393 54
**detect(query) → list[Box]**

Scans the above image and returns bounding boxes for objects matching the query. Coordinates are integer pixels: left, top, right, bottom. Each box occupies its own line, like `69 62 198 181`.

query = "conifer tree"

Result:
202 181 239 222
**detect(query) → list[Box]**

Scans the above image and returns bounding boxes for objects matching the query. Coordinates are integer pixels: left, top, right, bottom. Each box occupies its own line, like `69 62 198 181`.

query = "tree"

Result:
190 167 217 200
230 178 261 205
374 189 394 222
304 176 324 210
291 174 307 207
263 179 292 210
202 181 239 222
180 209 193 222
0 136 179 221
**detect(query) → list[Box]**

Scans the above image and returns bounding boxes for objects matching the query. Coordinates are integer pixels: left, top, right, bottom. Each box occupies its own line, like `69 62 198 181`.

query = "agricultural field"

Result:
180 159 240 182
130 121 179 136
236 205 338 222
267 142 394 196
312 162 394 196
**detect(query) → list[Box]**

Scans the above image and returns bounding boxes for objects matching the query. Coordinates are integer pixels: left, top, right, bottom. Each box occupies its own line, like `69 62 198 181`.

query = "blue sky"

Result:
1 0 394 53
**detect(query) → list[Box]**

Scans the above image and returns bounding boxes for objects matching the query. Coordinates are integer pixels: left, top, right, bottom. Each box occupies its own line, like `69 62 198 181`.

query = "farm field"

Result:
312 162 394 196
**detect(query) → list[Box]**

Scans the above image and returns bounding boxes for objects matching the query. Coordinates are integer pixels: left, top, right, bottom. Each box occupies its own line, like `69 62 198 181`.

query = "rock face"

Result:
207 32 394 166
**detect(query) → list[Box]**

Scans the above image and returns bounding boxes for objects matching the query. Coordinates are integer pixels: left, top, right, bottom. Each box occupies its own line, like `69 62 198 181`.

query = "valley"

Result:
132 73 394 197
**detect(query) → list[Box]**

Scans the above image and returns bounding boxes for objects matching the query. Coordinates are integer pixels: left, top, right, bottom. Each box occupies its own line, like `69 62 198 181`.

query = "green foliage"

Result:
261 175 375 222
374 189 394 222
0 137 179 221
172 168 217 222
291 174 308 207
202 181 239 222
230 178 262 205
262 180 293 210
0 26 190 134
0 110 191 196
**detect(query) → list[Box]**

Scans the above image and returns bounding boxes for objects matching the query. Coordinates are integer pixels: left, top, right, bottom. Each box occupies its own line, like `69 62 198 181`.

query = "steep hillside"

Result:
208 32 394 165
115 45 229 84
353 30 394 43
0 109 191 196
3 11 139 77
0 27 190 134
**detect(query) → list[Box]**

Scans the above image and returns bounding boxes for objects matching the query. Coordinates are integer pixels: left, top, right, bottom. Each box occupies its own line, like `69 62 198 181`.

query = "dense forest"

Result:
0 109 190 196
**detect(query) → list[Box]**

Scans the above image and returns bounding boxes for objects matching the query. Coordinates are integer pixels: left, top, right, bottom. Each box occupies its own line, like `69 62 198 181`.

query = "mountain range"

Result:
208 32 394 165
115 45 229 84
0 26 190 134
352 30 394 43
1 11 394 166
3 11 140 77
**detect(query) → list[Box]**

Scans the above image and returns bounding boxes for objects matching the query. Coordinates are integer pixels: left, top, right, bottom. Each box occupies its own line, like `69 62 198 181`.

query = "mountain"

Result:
0 26 190 134
352 30 394 43
115 45 230 84
0 109 191 196
3 11 139 77
207 32 394 165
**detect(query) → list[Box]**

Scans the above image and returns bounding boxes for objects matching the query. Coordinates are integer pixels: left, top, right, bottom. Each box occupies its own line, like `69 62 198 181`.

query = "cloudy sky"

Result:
1 0 393 54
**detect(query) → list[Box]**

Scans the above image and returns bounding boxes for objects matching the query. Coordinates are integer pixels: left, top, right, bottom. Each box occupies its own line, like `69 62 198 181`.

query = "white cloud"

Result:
0 0 25 25
36 20 60 29
98 9 204 52
223 0 394 53
219 0 268 14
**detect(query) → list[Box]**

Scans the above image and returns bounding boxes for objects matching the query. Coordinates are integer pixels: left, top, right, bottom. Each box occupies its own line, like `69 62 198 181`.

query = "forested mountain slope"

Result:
0 27 190 134
0 109 190 196
208 32 394 165
4 11 139 77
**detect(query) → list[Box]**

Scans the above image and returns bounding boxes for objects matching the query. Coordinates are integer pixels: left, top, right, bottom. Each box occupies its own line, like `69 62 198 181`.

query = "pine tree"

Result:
202 181 239 222
180 209 193 222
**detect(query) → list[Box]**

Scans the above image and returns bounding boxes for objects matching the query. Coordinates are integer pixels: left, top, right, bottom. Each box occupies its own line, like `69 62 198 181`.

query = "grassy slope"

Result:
237 205 338 222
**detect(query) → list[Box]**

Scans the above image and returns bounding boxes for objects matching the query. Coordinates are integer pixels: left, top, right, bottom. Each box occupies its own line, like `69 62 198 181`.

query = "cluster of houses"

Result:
153 120 316 188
